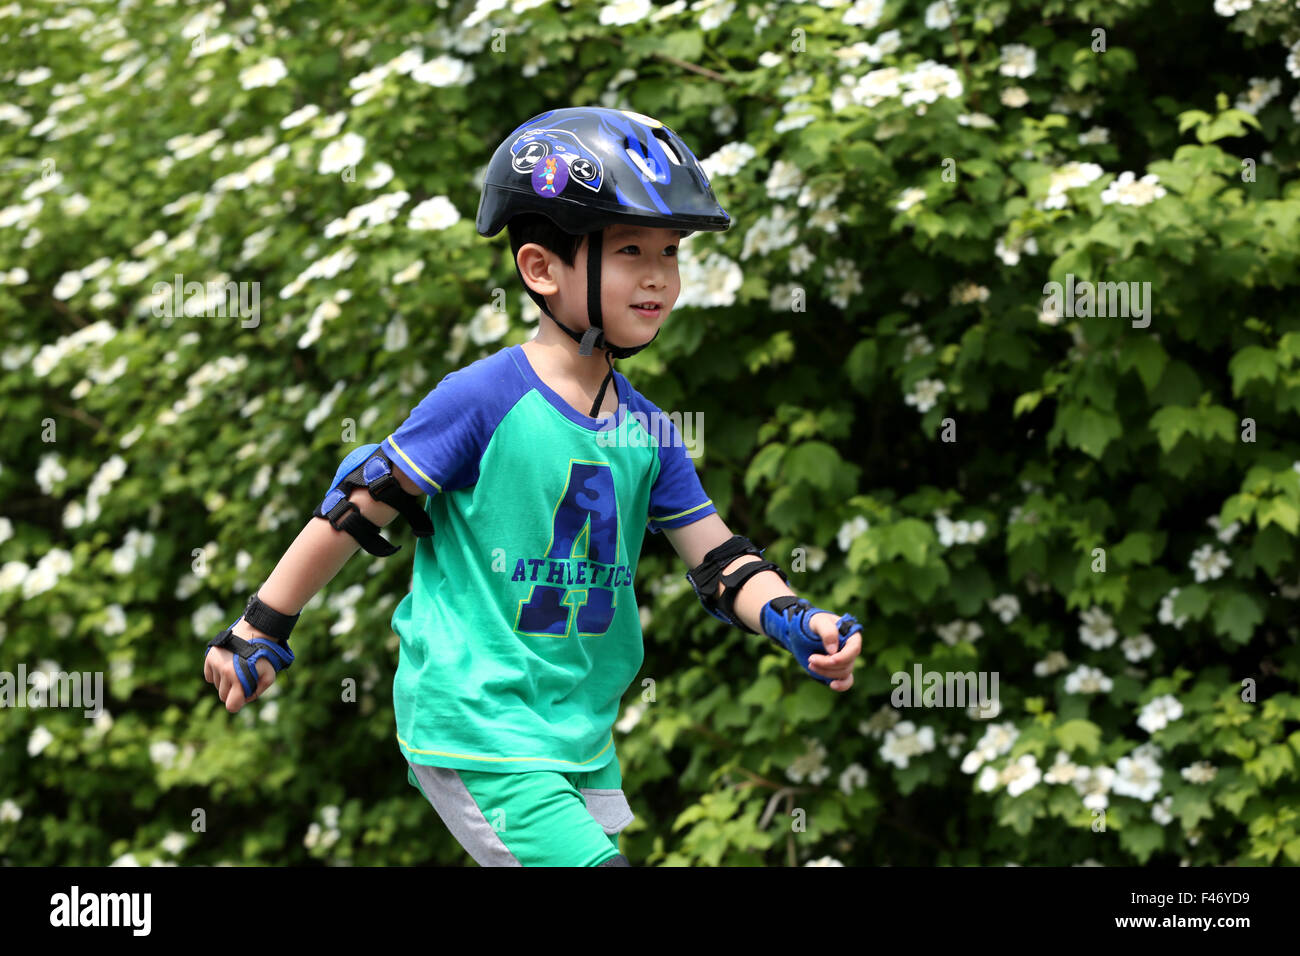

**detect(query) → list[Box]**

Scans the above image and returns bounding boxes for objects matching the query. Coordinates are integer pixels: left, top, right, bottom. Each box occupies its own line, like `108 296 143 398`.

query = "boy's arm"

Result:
661 513 795 637
231 462 427 642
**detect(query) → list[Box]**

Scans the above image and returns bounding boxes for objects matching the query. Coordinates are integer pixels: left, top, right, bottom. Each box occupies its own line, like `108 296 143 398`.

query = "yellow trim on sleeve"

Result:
649 499 713 526
386 435 442 493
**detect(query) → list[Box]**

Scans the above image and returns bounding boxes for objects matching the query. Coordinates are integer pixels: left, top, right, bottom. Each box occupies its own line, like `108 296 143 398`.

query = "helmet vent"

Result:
652 128 684 165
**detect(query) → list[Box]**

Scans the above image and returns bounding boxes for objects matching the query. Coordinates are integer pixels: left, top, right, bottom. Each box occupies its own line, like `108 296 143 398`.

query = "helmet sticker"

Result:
531 154 569 197
511 127 604 194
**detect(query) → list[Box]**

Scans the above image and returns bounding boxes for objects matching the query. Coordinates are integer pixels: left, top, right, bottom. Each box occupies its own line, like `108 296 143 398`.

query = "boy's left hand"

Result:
807 612 861 692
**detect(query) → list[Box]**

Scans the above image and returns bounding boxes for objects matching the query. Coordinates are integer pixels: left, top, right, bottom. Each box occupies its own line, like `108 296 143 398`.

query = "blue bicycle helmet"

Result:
476 106 731 416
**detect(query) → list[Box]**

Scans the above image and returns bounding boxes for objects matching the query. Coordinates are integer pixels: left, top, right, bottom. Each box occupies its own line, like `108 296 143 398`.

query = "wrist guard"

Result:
204 592 298 699
760 595 862 686
685 535 789 635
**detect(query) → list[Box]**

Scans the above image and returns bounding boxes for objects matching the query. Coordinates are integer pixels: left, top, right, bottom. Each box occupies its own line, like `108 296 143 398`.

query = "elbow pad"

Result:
313 443 433 556
684 534 789 635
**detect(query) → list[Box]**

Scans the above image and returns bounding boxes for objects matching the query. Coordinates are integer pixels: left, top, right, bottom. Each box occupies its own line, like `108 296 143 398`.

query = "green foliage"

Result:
3 0 1300 868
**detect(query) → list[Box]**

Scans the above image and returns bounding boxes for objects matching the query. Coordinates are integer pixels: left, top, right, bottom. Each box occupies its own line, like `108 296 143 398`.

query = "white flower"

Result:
998 44 1036 78
149 740 179 768
1078 605 1117 650
988 594 1020 624
994 232 1038 266
160 832 187 855
1064 665 1112 695
1099 171 1166 207
700 141 756 178
467 304 508 345
1044 751 1080 785
1151 795 1174 826
239 56 288 90
1235 77 1280 116
957 112 997 129
1078 126 1110 145
1180 760 1217 784
1214 0 1251 14
1137 694 1183 735
319 133 366 175
1113 754 1163 802
904 378 945 413
1043 162 1104 209
616 700 646 733
0 799 21 823
1072 765 1116 810
923 0 953 29
409 55 474 87
408 196 460 231
53 271 84 300
895 187 926 212
1207 515 1241 544
281 104 321 130
839 762 868 794
879 721 936 769
321 805 340 828
804 856 845 866
837 515 868 552
1121 633 1155 662
1000 87 1029 109
857 705 900 739
786 736 832 784
1189 543 1231 583
110 853 141 867
900 61 963 109
842 0 885 29
942 732 967 758
28 725 54 757
598 0 651 24
1158 588 1188 629
935 620 982 645
1003 754 1042 797
961 722 1018 774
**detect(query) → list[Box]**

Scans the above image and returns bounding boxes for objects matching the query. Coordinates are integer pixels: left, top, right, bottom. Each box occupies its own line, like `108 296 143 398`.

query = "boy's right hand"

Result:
203 619 279 713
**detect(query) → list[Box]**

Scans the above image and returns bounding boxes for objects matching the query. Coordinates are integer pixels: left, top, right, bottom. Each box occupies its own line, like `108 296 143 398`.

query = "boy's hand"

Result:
203 621 278 713
806 612 861 692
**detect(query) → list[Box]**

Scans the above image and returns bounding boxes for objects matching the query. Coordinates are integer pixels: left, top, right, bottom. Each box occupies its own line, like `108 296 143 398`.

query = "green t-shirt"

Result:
379 344 716 774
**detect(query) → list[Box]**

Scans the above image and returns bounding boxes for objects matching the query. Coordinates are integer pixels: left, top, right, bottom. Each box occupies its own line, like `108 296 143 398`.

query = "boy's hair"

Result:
506 213 690 270
507 212 585 270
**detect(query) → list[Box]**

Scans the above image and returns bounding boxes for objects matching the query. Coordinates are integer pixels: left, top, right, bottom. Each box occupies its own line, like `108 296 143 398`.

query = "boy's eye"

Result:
619 245 678 256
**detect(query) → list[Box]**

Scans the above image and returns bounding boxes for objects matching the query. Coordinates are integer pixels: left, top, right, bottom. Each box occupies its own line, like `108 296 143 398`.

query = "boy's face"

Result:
523 224 682 348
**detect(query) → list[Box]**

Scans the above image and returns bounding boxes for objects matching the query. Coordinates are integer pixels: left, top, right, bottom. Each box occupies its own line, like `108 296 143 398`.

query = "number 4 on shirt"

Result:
514 460 628 639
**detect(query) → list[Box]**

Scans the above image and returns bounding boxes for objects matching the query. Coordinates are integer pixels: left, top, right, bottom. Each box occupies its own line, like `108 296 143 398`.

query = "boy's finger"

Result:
818 632 862 667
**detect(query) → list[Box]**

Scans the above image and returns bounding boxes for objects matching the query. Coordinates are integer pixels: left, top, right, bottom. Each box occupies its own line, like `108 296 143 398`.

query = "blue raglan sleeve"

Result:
380 368 488 496
645 411 717 534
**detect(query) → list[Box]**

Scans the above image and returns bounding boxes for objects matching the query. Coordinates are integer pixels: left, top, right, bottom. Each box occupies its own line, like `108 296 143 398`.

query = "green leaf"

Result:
883 519 933 566
1059 404 1122 459
1212 591 1264 645
782 441 843 491
1149 406 1196 453
1118 822 1165 864
739 675 782 709
1258 497 1300 535
1228 346 1278 395
1117 336 1168 394
1053 719 1101 755
783 680 834 724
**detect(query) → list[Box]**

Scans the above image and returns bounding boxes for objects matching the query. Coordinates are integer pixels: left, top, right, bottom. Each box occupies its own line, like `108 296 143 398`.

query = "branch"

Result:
943 0 982 114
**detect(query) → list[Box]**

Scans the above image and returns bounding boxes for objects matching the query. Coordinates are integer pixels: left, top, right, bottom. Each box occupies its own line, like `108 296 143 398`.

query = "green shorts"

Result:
405 753 634 866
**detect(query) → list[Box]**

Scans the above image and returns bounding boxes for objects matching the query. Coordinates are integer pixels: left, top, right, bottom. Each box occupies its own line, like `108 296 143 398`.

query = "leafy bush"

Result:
2 0 1299 866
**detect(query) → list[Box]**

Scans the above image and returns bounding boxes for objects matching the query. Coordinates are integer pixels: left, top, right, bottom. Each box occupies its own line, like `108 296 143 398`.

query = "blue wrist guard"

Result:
760 596 862 686
204 592 297 699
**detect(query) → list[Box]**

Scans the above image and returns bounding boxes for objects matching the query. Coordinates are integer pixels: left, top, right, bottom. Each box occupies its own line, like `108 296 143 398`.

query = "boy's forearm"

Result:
715 555 796 637
232 487 405 640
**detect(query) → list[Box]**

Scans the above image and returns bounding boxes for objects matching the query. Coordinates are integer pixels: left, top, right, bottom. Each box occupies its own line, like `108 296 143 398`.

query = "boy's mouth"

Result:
631 302 662 317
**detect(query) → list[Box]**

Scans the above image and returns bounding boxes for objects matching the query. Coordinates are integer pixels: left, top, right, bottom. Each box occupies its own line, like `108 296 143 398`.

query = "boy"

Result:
203 107 863 867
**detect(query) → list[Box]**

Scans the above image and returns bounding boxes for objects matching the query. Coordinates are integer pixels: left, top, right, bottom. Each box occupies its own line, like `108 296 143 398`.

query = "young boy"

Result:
202 107 863 867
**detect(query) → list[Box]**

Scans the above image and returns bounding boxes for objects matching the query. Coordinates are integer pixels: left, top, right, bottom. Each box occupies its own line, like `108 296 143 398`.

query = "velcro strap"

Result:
715 560 786 635
325 499 398 556
205 627 295 699
242 592 299 644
